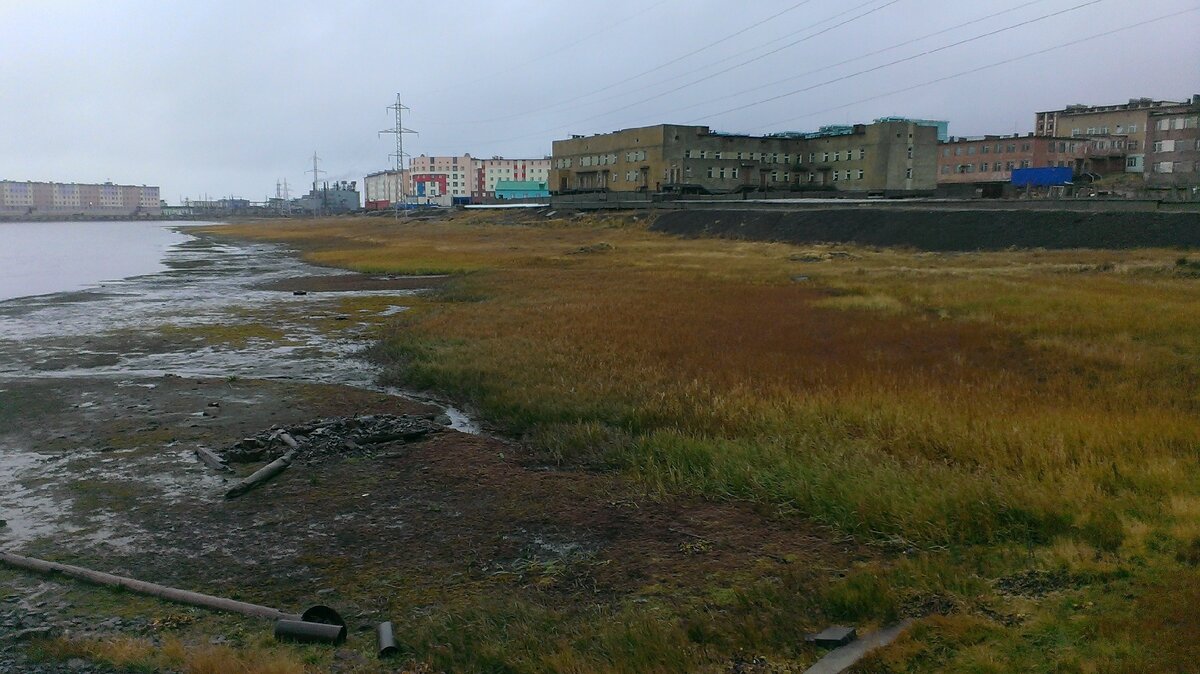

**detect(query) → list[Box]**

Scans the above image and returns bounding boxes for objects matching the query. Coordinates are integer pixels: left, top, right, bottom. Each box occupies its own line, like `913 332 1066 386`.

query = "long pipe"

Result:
0 551 301 621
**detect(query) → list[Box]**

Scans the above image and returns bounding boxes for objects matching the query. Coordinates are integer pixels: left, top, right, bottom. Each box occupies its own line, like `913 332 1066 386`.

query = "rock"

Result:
434 414 453 426
5 626 55 642
0 520 6 528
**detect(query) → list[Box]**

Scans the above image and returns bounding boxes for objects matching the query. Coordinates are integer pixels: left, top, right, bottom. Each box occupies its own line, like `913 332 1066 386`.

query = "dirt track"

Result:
651 207 1200 250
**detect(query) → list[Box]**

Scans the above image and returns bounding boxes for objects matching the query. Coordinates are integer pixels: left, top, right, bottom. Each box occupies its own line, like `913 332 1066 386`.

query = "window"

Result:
858 148 865 160
954 147 962 156
1007 144 1016 153
684 149 694 159
1128 140 1139 150
700 150 708 159
1005 161 1014 171
771 171 779 182
783 172 790 182
1071 128 1080 136
718 168 726 179
907 146 914 159
1157 119 1171 131
834 151 841 161
731 167 739 178
856 169 864 180
1128 124 1138 132
1154 161 1174 173
1126 156 1140 168
707 167 714 178
832 171 839 182
809 152 815 162
1021 143 1031 151
905 168 913 179
783 154 791 164
1154 140 1176 152
967 146 976 155
981 145 990 154
714 152 722 160
736 152 743 159
822 152 830 162
1020 160 1031 169
980 162 988 172
942 148 950 157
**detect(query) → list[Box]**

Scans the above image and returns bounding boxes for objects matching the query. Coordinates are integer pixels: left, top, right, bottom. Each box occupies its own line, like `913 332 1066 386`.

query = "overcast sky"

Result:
1 0 1196 202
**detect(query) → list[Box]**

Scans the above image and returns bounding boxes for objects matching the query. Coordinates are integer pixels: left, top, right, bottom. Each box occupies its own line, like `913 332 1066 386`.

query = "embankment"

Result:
650 208 1200 251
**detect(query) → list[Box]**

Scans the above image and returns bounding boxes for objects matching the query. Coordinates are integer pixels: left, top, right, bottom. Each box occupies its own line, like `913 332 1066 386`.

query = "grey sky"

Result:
1 0 1196 203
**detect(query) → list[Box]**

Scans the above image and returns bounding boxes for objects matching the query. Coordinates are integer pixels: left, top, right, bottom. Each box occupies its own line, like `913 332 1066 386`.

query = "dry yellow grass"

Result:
207 213 1200 671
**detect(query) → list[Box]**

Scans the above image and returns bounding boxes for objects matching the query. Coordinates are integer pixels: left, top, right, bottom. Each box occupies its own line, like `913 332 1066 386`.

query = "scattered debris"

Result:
224 444 299 499
803 620 912 674
221 415 443 467
805 625 857 648
193 446 232 473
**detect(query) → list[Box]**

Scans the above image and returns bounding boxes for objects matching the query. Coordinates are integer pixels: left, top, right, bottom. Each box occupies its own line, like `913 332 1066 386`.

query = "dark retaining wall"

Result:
650 209 1200 251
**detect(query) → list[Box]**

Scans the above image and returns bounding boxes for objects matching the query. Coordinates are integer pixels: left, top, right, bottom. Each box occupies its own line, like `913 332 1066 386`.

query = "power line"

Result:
683 0 1105 125
435 0 816 126
660 0 1053 122
752 5 1200 132
457 0 903 149
423 0 672 97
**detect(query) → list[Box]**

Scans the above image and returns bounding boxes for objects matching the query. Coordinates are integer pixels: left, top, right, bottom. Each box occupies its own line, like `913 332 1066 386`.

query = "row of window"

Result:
945 143 1033 157
1155 116 1199 131
944 160 1032 174
1152 139 1200 152
1152 161 1198 174
682 149 868 163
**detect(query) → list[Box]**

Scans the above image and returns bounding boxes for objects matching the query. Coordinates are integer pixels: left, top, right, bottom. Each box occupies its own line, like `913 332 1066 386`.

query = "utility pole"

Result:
379 93 416 219
308 152 326 216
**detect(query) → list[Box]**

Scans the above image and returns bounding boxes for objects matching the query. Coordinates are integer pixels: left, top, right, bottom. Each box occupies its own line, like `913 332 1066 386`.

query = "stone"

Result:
805 625 857 648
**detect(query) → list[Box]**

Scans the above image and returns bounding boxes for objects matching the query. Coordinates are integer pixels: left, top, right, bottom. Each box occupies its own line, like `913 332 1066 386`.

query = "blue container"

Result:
1011 166 1072 187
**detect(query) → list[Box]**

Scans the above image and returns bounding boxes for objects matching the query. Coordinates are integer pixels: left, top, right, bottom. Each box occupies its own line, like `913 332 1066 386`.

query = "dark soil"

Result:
652 208 1200 251
255 274 452 293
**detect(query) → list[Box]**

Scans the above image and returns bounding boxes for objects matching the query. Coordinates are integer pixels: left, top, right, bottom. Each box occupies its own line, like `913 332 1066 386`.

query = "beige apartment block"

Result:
0 180 160 216
549 120 937 195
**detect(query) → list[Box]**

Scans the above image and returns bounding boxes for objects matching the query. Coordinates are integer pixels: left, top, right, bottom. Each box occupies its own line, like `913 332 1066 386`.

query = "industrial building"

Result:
0 180 161 217
294 181 360 214
494 180 550 200
548 119 940 196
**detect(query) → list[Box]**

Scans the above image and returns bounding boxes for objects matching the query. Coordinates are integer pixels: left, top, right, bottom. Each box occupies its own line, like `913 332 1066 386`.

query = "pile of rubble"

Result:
221 414 445 466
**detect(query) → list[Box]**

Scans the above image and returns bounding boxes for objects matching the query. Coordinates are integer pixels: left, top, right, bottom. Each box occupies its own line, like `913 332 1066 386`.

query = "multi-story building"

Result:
1144 97 1200 190
0 180 161 217
936 133 1127 186
549 119 939 195
406 154 477 206
1035 97 1195 174
363 169 407 210
479 157 551 198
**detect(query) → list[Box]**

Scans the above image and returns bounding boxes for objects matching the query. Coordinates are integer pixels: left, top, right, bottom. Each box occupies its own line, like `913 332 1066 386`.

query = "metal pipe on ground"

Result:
274 619 347 645
377 621 399 658
0 551 301 621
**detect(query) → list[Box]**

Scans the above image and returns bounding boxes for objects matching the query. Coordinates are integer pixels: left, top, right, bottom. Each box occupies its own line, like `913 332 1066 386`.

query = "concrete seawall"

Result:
649 208 1200 251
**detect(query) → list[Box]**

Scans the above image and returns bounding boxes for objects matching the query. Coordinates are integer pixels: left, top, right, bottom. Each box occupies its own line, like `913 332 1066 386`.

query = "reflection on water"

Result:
0 220 198 302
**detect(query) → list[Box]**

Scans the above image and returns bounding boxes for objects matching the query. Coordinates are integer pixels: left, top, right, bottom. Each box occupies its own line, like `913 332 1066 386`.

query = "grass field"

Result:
201 211 1200 672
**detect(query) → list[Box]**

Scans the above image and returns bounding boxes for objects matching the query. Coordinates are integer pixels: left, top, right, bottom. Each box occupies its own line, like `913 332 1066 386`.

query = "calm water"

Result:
0 221 197 301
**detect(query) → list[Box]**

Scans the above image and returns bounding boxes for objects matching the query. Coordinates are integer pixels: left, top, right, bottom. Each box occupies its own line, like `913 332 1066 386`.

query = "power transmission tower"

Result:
379 94 416 219
308 152 327 216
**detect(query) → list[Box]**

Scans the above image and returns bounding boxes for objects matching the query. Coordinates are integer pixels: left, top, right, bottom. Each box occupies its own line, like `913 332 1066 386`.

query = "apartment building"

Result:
1035 97 1196 174
1144 99 1200 189
549 119 938 195
936 133 1127 185
0 180 161 216
363 169 407 210
479 157 550 197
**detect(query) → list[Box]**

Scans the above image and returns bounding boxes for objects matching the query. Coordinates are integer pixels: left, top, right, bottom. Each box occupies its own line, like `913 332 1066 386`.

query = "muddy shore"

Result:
1 229 859 671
